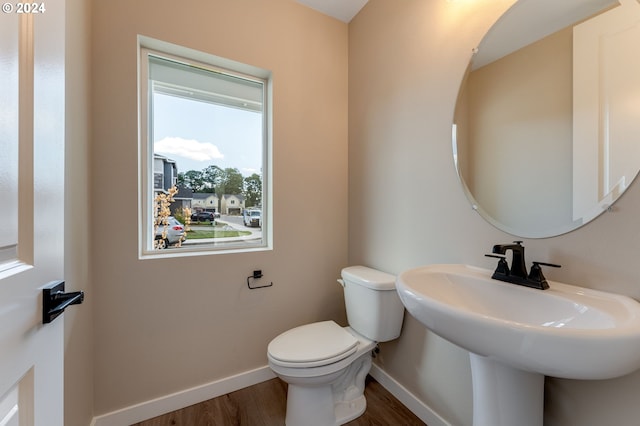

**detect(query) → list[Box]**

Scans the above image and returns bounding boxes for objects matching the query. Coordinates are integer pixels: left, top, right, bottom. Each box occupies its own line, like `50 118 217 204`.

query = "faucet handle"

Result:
485 254 506 260
485 254 509 276
528 261 561 289
532 261 561 269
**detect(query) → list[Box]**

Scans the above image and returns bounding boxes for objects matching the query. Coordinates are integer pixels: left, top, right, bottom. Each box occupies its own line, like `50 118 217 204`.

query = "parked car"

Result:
191 211 215 222
243 209 262 227
155 216 185 248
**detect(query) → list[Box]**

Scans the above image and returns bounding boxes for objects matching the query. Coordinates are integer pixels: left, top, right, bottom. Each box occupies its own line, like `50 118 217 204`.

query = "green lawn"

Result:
186 229 251 239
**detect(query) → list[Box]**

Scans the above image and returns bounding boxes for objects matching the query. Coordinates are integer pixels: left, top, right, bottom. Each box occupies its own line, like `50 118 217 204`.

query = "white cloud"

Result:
154 137 224 162
242 167 261 175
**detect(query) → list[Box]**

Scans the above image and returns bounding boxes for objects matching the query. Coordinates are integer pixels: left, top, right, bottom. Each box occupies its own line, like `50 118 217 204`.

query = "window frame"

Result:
138 37 272 258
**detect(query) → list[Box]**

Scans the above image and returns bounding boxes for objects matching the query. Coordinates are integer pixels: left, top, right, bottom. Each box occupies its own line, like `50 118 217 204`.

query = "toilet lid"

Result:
268 321 358 367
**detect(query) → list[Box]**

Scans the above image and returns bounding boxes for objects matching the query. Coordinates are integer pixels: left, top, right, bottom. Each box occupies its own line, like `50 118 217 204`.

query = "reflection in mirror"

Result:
453 0 640 238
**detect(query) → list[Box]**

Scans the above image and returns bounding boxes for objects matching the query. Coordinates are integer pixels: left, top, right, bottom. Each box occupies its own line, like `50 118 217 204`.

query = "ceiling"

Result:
295 0 620 64
296 0 369 23
473 0 619 69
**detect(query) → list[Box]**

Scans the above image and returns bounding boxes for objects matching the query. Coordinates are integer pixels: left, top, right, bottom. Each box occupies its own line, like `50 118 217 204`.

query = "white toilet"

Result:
267 266 405 426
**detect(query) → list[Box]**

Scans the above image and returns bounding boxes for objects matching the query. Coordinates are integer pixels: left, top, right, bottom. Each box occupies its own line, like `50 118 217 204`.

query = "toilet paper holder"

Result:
247 270 273 289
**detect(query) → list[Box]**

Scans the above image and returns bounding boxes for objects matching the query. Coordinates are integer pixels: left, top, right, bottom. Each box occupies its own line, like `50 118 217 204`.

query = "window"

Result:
139 38 271 257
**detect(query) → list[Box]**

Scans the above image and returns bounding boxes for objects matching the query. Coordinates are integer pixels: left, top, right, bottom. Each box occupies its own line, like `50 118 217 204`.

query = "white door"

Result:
0 4 67 426
572 0 640 221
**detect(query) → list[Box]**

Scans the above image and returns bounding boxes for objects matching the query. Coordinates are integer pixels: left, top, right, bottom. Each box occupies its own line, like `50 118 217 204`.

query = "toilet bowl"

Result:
267 266 405 426
268 321 375 426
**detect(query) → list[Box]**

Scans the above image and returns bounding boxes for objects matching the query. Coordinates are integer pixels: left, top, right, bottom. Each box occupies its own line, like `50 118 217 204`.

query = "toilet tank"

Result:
340 266 405 342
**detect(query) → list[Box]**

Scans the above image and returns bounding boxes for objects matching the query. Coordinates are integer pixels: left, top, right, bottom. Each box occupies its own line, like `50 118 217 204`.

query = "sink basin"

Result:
397 264 640 426
396 263 640 380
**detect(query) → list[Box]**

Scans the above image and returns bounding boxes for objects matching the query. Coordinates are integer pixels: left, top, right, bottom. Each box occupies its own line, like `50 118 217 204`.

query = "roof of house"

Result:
174 185 193 199
222 194 245 201
192 192 218 199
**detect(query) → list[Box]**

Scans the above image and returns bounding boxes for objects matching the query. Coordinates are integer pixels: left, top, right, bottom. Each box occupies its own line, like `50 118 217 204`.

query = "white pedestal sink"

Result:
396 264 640 426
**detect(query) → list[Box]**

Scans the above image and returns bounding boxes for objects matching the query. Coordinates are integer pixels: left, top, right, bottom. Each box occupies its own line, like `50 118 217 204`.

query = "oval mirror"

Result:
453 0 640 238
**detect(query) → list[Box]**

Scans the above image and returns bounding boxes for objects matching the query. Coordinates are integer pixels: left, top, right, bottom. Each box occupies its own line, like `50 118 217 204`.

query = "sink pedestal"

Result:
470 354 544 426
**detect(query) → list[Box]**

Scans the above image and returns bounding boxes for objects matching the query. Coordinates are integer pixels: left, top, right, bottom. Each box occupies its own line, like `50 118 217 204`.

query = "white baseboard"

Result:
369 364 452 426
91 364 450 426
90 366 276 426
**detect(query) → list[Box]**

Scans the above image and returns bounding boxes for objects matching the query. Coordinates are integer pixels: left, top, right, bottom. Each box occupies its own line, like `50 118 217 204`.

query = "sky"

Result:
153 93 263 177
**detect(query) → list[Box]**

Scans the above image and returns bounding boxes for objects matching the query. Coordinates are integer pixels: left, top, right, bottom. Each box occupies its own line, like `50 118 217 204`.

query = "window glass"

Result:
139 44 270 257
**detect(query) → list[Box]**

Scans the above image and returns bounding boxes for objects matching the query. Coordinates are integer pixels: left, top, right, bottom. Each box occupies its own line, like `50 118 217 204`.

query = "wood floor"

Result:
132 376 426 426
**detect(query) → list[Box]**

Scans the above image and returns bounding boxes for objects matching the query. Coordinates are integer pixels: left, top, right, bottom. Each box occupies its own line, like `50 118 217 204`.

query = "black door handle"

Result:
43 280 84 324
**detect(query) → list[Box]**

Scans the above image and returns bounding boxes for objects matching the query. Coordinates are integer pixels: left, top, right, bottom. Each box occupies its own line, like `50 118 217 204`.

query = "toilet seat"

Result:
268 321 359 368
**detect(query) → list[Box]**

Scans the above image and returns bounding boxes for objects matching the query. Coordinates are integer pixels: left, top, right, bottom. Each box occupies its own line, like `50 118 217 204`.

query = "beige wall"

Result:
65 0 93 425
350 1 640 425
90 0 348 414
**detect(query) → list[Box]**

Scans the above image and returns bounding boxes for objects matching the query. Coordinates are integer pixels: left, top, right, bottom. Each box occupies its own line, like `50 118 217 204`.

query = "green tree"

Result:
202 165 223 193
178 170 206 192
220 168 244 195
244 173 262 207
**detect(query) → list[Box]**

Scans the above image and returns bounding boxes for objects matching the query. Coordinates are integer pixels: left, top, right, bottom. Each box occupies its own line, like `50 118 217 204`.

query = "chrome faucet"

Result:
485 241 560 290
